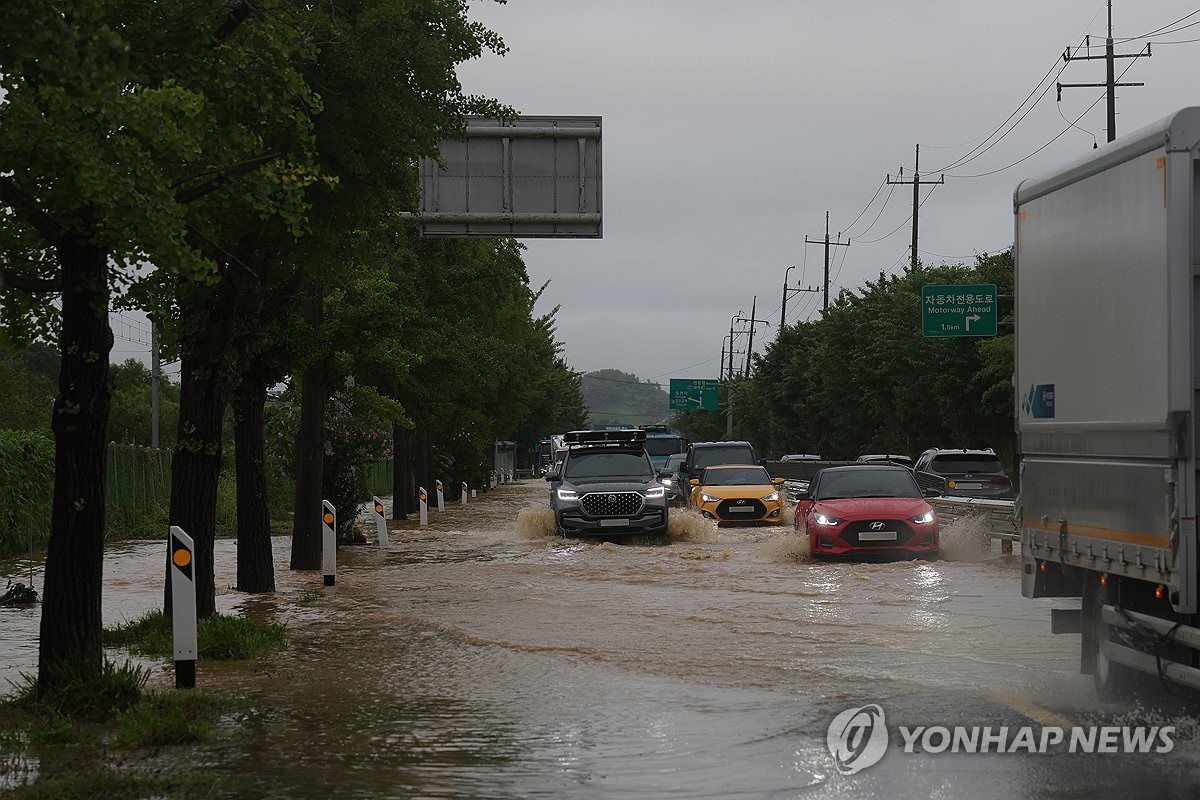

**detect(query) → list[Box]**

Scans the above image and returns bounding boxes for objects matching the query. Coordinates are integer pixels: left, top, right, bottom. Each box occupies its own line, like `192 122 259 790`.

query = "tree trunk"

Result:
167 352 228 619
391 423 410 519
234 373 275 592
165 279 237 619
291 283 326 570
414 420 433 512
38 237 111 691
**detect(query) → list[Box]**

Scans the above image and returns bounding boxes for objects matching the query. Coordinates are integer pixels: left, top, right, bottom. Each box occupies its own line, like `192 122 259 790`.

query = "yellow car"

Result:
689 464 786 525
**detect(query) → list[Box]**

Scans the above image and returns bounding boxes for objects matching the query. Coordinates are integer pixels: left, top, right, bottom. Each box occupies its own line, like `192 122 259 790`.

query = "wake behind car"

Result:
689 464 786 525
794 464 940 559
545 429 670 538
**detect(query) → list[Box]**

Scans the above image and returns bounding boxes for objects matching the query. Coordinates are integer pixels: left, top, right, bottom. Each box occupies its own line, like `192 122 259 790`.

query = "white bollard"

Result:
419 486 428 526
436 480 445 512
461 482 468 506
169 525 198 689
322 500 336 586
372 496 388 548
471 489 477 498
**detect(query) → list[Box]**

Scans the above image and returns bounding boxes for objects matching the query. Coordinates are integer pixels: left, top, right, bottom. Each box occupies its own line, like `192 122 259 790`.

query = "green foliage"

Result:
12 659 148 721
736 252 1016 467
581 369 668 427
0 346 56 432
0 581 39 606
0 430 53 557
107 359 180 449
25 712 79 747
114 691 223 748
105 610 287 661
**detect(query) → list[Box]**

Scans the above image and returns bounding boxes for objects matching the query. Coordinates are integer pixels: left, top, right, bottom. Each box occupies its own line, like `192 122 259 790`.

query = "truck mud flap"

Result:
1101 605 1200 691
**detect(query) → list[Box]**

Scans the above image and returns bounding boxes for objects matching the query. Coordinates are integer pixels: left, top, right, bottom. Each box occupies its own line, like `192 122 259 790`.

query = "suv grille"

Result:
580 491 644 517
716 498 766 520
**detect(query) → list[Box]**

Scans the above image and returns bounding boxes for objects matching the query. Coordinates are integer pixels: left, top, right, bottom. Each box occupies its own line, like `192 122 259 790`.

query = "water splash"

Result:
751 532 811 563
667 508 719 543
938 513 996 562
513 506 557 540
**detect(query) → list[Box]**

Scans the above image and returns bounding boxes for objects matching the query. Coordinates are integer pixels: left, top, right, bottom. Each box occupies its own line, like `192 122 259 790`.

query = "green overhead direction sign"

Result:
921 283 998 337
669 379 719 411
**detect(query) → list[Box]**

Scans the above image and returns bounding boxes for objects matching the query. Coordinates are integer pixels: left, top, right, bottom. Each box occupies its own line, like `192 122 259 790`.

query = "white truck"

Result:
1015 107 1200 695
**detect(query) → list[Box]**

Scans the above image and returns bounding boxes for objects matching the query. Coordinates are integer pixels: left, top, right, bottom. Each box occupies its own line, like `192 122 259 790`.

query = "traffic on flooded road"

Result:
3 481 1198 798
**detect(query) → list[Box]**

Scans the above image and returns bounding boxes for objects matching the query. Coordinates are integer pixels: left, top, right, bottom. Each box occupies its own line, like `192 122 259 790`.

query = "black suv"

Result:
546 429 671 538
678 440 758 507
914 448 1013 500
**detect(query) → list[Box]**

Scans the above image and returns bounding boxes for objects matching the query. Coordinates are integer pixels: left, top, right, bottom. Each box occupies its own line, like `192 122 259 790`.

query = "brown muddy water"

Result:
3 482 1199 798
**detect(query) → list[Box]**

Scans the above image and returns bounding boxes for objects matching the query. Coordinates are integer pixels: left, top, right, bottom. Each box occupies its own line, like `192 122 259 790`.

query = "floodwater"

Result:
3 481 1199 798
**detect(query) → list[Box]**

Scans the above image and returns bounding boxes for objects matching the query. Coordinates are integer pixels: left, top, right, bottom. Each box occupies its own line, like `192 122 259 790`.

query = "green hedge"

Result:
0 430 55 557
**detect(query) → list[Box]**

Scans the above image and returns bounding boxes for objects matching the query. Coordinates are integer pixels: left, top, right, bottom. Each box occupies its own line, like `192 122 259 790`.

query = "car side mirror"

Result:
544 471 559 482
923 488 942 498
796 498 814 511
773 477 785 485
657 469 673 479
689 478 700 487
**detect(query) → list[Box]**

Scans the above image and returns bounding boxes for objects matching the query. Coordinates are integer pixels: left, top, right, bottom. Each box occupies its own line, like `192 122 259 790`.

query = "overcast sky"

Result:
451 0 1200 386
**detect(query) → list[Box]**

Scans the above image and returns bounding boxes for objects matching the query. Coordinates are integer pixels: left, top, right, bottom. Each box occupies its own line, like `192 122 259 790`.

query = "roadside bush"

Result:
0 429 54 557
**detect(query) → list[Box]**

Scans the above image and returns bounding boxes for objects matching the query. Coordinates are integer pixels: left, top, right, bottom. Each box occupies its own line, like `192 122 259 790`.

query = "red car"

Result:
794 465 940 559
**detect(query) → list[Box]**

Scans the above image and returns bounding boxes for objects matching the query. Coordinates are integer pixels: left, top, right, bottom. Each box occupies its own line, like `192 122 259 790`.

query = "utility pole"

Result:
737 299 771 379
886 145 943 270
804 211 850 311
781 264 820 328
151 318 160 448
1058 0 1149 143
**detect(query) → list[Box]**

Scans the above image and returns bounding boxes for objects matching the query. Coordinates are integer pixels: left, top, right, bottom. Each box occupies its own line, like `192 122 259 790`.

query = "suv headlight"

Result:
911 510 936 524
556 488 579 501
644 486 665 499
761 491 780 502
813 512 842 526
700 491 719 503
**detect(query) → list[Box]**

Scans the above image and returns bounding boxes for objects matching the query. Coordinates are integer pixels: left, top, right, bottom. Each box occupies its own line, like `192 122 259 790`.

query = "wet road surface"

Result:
3 481 1199 798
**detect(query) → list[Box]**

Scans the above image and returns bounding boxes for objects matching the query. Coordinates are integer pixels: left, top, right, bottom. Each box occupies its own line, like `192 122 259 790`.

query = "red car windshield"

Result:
813 469 921 500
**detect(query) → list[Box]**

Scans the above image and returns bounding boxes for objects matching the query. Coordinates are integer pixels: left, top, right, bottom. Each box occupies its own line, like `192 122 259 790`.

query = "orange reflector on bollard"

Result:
323 512 334 525
374 503 383 514
173 549 191 568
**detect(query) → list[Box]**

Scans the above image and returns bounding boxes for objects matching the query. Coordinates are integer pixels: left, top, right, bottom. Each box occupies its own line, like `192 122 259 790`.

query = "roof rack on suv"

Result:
563 429 646 446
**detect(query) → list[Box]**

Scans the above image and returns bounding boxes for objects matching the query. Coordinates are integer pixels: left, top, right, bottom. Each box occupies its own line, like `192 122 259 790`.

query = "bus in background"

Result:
639 425 687 468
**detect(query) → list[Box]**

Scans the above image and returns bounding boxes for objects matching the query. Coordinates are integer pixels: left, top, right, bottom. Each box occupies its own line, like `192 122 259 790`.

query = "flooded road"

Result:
3 481 1199 798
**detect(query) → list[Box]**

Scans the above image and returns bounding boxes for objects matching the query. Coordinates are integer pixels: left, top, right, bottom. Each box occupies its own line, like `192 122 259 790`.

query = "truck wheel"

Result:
1086 582 1137 700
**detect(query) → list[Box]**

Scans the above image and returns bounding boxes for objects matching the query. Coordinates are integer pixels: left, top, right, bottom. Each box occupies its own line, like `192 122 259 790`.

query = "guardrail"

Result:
929 497 1019 553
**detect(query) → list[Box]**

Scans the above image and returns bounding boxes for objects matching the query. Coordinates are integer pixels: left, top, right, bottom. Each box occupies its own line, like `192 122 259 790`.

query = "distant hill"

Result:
581 370 669 427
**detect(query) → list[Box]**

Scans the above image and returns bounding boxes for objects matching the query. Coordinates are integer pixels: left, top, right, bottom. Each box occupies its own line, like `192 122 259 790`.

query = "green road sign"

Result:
669 379 719 411
921 283 998 337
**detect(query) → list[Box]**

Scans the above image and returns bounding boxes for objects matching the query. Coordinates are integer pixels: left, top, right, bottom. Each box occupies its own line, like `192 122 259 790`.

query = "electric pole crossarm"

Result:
885 144 943 270
1057 1 1149 142
804 210 850 313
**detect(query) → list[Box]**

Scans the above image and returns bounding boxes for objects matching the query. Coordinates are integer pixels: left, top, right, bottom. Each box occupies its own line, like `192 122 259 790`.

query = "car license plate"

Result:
858 530 897 541
599 518 630 527
727 506 756 512
952 482 982 490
